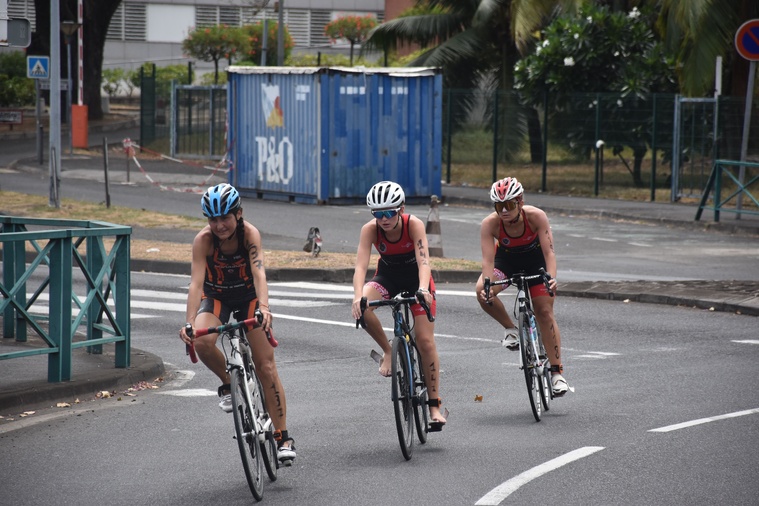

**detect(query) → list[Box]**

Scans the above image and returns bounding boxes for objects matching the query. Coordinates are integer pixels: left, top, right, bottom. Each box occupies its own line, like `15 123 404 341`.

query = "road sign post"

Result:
734 19 759 218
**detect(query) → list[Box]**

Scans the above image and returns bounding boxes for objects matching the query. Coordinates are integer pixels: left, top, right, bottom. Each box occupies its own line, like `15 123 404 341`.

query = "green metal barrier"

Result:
0 216 131 382
696 160 759 222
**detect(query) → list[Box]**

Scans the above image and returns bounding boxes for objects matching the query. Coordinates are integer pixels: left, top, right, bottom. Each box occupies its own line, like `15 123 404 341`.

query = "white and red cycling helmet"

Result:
490 177 524 202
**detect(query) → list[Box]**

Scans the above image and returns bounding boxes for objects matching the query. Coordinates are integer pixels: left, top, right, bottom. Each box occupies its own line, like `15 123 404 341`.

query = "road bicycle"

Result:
357 291 446 460
186 310 279 501
484 268 554 422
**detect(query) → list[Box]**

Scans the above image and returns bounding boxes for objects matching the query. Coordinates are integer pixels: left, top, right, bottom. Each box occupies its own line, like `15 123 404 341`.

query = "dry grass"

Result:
0 191 479 271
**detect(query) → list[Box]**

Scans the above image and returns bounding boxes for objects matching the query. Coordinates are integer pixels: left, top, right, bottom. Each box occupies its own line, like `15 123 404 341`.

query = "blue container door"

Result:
228 71 321 202
322 70 442 203
321 71 378 201
376 73 442 201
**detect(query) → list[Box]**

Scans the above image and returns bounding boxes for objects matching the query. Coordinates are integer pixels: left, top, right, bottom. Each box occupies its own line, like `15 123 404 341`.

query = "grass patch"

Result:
0 191 480 271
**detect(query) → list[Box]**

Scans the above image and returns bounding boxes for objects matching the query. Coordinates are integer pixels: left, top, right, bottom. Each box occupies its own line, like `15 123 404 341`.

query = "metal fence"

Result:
171 84 227 160
1 216 131 382
139 84 758 201
441 89 756 201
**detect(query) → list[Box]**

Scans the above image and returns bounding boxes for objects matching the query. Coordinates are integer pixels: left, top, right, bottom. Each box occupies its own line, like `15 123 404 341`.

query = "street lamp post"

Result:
60 20 80 154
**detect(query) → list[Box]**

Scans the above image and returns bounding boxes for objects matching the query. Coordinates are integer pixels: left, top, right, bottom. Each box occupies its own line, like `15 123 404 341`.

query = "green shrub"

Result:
0 51 35 107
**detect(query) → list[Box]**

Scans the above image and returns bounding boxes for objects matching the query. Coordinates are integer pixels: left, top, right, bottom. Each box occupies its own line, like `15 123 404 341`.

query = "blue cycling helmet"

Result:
201 184 241 217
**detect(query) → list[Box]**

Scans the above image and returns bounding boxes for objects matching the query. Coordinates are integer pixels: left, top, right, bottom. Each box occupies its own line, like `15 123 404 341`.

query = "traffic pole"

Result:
426 195 443 257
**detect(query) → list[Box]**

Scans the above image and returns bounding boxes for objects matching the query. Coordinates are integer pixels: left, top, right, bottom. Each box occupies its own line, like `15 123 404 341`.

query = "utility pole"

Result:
50 0 62 207
277 0 284 66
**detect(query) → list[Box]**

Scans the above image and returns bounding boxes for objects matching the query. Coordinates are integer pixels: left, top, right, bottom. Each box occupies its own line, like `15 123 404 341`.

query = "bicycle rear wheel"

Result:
519 313 543 422
411 343 429 444
391 336 414 460
252 370 278 481
230 368 264 500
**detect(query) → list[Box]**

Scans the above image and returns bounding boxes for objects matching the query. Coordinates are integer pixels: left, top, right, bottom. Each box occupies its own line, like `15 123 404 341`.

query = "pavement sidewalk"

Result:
2 124 758 419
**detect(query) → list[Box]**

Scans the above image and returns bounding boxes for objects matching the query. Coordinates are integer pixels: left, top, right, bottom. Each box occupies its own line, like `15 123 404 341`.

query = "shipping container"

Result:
227 66 442 204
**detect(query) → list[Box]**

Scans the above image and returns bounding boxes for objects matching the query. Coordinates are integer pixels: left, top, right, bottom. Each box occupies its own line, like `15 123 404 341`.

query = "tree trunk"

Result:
633 146 646 187
30 0 123 121
526 107 543 163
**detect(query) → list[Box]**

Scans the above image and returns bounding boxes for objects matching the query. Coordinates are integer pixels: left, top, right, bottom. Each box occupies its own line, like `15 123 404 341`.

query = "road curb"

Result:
0 348 165 413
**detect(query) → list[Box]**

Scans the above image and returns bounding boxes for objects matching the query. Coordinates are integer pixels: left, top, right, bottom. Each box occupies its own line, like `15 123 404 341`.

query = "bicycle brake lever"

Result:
184 323 198 363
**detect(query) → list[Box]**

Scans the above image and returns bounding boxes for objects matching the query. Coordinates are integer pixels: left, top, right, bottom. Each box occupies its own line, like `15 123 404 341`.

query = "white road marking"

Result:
591 237 618 242
574 351 621 359
732 340 759 345
627 242 652 248
157 388 216 398
475 446 605 505
648 408 759 433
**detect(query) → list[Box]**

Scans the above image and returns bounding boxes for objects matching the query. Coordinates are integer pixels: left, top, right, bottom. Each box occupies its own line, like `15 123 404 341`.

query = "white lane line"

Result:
591 237 618 242
269 282 476 297
475 446 605 505
627 242 652 248
732 340 759 345
648 408 759 433
157 388 216 398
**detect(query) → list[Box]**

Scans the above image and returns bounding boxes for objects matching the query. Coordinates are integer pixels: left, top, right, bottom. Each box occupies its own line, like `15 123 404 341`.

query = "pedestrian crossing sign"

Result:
27 56 50 79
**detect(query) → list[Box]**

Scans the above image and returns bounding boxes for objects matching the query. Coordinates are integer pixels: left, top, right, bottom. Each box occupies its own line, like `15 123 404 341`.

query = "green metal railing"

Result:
1 216 132 382
696 160 759 222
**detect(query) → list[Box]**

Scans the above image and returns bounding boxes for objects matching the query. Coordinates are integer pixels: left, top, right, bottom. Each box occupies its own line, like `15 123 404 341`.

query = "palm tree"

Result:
363 0 583 163
656 0 758 98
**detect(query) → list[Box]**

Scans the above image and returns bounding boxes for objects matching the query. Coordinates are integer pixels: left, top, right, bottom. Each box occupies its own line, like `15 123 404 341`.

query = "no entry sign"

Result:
735 19 759 61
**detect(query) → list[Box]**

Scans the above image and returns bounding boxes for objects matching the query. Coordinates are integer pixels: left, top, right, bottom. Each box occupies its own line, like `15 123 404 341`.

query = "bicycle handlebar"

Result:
483 268 554 304
355 290 434 329
185 310 278 363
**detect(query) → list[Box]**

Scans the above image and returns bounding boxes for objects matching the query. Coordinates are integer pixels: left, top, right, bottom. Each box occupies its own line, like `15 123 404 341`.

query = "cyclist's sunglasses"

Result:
494 200 519 213
372 208 401 219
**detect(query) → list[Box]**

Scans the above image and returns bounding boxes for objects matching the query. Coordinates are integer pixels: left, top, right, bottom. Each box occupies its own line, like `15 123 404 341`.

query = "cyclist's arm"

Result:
478 214 499 301
244 222 272 329
527 207 558 290
408 215 433 304
182 228 211 343
352 221 375 319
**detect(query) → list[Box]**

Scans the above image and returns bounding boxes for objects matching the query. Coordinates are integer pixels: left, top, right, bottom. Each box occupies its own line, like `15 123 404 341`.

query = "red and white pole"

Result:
77 0 83 105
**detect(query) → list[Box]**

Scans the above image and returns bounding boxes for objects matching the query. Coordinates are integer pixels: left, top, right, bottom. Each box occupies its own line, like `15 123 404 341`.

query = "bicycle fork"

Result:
229 337 272 443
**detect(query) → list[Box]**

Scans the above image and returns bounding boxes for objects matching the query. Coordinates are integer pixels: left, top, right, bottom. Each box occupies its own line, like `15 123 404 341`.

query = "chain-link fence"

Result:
442 89 757 201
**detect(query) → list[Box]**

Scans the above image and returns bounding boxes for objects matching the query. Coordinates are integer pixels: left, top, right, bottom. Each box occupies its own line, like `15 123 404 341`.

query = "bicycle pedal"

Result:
370 349 382 364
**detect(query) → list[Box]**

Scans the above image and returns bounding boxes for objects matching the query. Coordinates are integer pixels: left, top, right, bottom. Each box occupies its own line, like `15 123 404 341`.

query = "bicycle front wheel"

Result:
230 368 264 500
411 343 429 445
538 341 552 412
391 336 414 460
252 371 278 481
519 313 543 422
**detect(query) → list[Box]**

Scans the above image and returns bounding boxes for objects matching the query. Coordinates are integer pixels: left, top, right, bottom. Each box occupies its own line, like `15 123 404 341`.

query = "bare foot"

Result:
430 407 447 424
378 353 392 377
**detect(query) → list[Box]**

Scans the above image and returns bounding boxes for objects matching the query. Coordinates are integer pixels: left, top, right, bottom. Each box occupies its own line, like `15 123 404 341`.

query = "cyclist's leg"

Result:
247 324 296 460
413 316 446 424
475 271 517 329
531 288 567 394
362 281 393 376
194 298 231 385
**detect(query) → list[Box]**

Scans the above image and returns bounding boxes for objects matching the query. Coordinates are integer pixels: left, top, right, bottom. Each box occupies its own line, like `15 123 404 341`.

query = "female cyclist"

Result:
351 181 447 426
475 177 568 395
178 183 296 464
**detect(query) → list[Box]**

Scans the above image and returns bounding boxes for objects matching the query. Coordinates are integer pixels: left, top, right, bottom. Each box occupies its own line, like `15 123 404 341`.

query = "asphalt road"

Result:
3 165 759 284
1 275 757 505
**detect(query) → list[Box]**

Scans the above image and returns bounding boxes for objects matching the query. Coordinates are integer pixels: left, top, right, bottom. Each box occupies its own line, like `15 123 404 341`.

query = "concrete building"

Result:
102 0 387 71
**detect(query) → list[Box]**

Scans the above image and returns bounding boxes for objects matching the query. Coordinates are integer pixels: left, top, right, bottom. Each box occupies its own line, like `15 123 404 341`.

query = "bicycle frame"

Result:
484 269 554 421
223 328 273 441
358 291 434 459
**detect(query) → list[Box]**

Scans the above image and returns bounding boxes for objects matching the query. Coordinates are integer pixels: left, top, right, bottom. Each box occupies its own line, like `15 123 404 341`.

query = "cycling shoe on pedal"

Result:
551 373 568 396
218 384 233 413
277 441 296 466
501 328 519 350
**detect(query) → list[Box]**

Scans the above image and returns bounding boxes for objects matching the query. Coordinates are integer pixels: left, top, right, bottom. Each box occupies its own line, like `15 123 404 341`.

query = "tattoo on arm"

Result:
247 242 263 270
417 239 429 266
